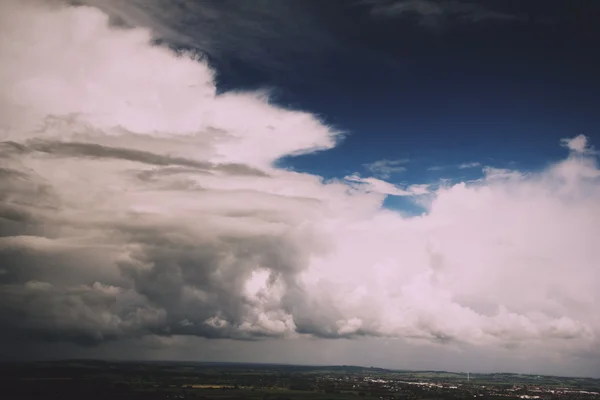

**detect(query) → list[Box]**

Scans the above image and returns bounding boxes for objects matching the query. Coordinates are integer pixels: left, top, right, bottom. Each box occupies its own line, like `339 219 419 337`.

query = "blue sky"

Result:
204 0 600 209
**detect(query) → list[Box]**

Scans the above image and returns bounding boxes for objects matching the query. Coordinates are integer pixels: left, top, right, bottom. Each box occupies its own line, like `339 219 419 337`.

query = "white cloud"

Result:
364 158 408 178
459 162 481 169
561 134 594 155
428 165 446 171
482 166 523 180
0 0 599 373
344 174 427 197
429 162 481 171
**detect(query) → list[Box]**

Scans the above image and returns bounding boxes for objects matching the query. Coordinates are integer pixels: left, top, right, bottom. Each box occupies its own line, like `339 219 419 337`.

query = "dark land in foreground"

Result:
1 360 599 400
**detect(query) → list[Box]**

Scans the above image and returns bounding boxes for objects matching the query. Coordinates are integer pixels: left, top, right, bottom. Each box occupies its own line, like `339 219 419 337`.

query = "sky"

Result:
0 0 600 377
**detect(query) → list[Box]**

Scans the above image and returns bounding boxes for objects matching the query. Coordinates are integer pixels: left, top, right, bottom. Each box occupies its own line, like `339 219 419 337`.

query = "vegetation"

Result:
0 360 598 399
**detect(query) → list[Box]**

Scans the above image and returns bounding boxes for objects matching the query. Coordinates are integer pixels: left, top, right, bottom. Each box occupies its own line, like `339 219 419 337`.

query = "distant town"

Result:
1 360 599 400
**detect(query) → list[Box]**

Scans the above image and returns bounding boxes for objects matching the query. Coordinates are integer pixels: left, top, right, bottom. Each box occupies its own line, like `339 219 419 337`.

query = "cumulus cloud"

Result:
1 0 599 367
364 158 408 178
561 134 595 155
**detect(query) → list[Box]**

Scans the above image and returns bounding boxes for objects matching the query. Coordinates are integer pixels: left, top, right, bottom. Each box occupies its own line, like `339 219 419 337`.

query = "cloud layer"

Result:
1 0 599 367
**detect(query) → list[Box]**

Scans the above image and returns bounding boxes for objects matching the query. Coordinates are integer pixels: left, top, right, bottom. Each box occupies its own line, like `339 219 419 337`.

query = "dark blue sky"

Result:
196 0 600 191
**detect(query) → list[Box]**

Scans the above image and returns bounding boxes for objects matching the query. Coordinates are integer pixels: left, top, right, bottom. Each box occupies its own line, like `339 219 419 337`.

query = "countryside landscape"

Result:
1 360 599 400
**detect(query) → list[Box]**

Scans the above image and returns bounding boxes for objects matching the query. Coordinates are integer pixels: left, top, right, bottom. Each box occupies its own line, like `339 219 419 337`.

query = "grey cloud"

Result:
19 140 268 177
0 218 285 343
0 280 165 345
0 141 29 155
0 164 58 214
363 158 408 178
0 168 29 181
0 148 316 344
367 0 526 27
2 134 596 347
78 0 338 74
117 233 290 332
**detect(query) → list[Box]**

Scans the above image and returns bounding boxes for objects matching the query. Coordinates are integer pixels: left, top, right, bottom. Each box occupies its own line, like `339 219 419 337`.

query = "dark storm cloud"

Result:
0 281 158 345
0 204 297 344
0 135 312 345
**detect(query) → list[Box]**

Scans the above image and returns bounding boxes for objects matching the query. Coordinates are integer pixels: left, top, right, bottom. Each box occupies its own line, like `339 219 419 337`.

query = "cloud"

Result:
561 134 595 155
482 167 523 181
428 165 446 171
366 0 525 27
459 162 481 169
345 174 429 196
429 162 481 171
1 0 600 371
77 0 337 74
364 158 408 178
